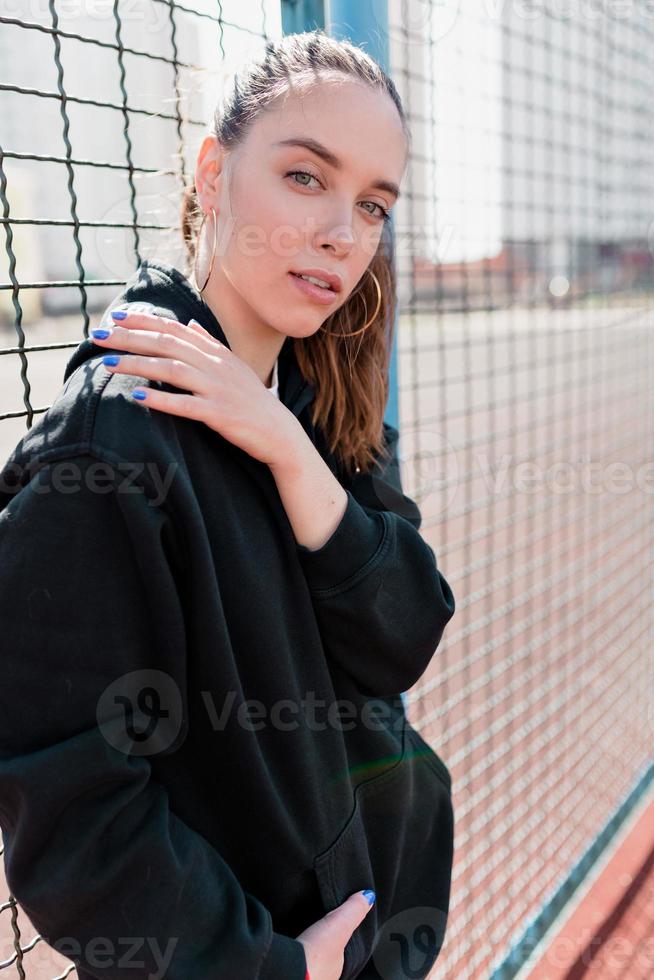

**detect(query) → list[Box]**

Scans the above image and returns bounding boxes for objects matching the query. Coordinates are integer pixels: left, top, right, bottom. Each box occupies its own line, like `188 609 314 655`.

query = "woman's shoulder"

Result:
0 338 183 511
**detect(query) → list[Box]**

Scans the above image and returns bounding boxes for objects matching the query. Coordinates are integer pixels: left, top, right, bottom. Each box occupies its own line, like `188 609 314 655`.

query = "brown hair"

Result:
180 30 410 478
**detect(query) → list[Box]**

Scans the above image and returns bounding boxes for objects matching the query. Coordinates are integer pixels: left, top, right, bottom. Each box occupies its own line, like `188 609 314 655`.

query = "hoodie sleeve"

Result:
0 455 307 980
295 422 455 698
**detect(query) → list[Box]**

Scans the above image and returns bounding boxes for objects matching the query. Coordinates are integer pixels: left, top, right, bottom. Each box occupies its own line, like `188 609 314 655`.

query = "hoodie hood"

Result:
63 259 317 420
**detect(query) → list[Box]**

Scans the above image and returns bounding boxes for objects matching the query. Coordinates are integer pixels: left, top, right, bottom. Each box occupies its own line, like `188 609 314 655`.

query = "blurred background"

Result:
1 1 653 978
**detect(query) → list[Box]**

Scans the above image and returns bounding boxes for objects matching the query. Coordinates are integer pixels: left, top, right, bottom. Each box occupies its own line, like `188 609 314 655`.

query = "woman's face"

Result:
195 78 407 341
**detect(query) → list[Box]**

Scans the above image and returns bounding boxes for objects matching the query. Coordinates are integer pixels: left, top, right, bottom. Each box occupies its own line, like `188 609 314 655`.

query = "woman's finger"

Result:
108 310 223 359
129 385 211 422
102 354 210 397
91 322 220 376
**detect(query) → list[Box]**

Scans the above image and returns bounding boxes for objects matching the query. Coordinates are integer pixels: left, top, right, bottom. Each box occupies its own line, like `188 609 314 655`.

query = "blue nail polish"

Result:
111 310 128 320
103 354 121 366
362 890 376 906
132 389 147 400
92 328 112 339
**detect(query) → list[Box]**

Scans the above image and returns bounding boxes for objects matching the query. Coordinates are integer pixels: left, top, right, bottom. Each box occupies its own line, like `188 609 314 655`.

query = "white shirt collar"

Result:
266 356 279 398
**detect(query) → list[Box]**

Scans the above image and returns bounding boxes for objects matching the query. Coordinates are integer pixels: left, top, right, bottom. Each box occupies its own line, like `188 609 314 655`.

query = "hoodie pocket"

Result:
313 721 454 980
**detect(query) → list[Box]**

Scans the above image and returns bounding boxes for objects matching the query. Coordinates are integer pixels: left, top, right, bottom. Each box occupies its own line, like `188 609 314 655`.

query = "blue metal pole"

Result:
326 0 399 432
281 0 325 34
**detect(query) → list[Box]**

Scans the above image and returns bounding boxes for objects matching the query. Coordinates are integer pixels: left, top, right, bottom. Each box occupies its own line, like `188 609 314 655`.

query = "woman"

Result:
0 31 455 980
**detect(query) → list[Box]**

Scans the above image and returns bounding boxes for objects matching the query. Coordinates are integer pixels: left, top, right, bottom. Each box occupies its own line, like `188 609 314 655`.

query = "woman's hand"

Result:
91 309 300 467
296 890 375 980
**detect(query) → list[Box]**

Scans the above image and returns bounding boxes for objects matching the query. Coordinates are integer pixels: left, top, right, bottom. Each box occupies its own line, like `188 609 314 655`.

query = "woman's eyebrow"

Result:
273 136 401 201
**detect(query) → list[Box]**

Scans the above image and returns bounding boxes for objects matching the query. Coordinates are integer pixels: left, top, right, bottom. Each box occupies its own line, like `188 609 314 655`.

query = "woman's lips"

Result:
288 272 338 306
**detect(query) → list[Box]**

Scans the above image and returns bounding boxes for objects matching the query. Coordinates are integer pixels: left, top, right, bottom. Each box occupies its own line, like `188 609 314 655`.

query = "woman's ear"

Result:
195 134 224 212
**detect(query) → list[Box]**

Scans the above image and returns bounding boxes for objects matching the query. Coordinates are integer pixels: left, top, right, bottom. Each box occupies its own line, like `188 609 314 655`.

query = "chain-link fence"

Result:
386 1 654 977
0 0 278 457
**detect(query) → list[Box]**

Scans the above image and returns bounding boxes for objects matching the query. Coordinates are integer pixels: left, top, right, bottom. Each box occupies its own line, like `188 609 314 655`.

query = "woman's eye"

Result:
286 170 321 189
359 200 392 223
361 201 389 220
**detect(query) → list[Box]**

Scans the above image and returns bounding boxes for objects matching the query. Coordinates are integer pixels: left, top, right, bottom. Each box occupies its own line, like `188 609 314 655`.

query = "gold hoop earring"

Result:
194 205 217 293
320 268 382 338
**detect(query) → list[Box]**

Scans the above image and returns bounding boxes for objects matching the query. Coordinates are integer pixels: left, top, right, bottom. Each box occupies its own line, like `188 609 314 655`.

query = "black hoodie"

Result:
0 260 456 980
